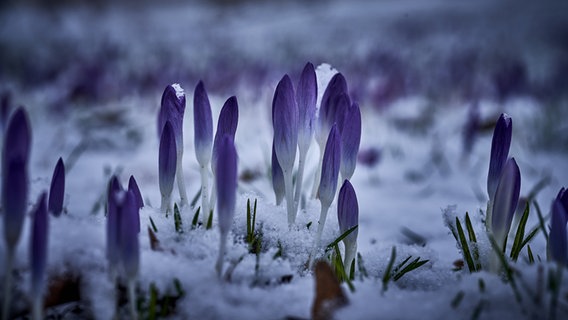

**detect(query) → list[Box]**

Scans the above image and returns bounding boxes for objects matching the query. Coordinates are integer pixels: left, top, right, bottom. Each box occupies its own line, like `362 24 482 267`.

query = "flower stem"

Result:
161 193 171 216
2 249 14 320
311 147 324 199
315 203 330 249
284 169 295 226
216 232 228 278
200 165 210 225
31 296 42 320
176 156 188 207
293 151 307 215
343 242 357 279
128 279 138 320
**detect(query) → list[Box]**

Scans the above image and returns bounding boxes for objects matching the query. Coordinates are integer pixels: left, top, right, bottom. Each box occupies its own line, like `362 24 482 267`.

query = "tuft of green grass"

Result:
149 217 158 233
174 203 183 234
138 279 185 319
381 246 429 292
191 207 200 229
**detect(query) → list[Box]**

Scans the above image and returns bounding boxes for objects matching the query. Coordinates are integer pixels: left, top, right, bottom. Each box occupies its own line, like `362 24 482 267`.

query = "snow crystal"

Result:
171 83 185 99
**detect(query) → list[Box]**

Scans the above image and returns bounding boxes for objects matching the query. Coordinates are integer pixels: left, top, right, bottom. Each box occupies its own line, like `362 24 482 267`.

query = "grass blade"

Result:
510 202 530 261
382 246 396 292
325 225 358 251
456 217 476 272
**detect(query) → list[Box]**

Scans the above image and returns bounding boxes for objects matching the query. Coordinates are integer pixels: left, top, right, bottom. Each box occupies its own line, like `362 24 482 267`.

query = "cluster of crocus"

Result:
485 113 521 271
106 175 142 319
2 107 31 320
337 180 359 277
549 188 568 265
157 84 188 211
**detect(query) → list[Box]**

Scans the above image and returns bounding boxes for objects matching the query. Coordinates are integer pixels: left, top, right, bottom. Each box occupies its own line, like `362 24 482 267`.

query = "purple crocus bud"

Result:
128 175 143 233
106 175 122 268
48 157 65 217
296 62 317 153
2 107 31 250
215 135 238 235
316 73 348 146
549 195 568 265
193 81 213 167
340 102 361 181
30 192 49 297
212 96 239 172
487 113 512 201
157 84 186 153
120 190 140 279
318 124 341 208
491 157 521 248
271 141 285 205
159 121 177 204
337 180 359 243
272 74 299 172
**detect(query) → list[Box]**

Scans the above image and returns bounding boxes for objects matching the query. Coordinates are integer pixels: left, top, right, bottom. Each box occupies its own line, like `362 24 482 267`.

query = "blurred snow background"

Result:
1 0 568 319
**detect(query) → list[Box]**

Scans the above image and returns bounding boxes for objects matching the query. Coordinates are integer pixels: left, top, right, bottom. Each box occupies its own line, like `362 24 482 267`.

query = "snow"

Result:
171 84 184 99
1 0 568 319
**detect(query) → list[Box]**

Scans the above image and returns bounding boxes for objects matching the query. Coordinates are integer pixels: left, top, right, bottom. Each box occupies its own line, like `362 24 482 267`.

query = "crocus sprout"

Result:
339 102 361 181
159 121 177 214
119 190 140 320
337 180 359 277
194 81 214 225
158 84 188 206
30 192 49 320
106 175 123 277
271 141 285 205
272 74 299 226
293 62 317 214
312 73 348 198
549 188 568 265
2 107 31 320
315 124 341 248
209 96 239 225
128 175 144 210
48 157 65 217
214 135 237 277
486 113 512 228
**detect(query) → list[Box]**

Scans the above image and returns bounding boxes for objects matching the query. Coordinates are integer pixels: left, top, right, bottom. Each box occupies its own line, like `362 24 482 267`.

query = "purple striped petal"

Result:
317 73 347 145
212 96 239 172
128 175 143 233
106 175 122 266
193 81 213 167
491 157 521 247
48 157 65 217
30 192 49 295
318 124 341 207
340 102 361 180
337 180 359 243
558 187 568 215
120 190 140 278
549 197 568 265
296 62 317 152
215 135 237 235
271 141 285 205
159 121 177 200
272 74 299 171
158 84 186 153
487 113 512 200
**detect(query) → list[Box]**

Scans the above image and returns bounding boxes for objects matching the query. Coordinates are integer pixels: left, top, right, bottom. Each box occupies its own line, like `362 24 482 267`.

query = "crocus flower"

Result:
215 135 237 277
106 175 123 273
315 124 341 247
337 180 359 277
194 80 213 168
30 192 49 320
48 157 65 217
157 83 188 206
549 191 567 265
487 113 512 201
194 81 214 225
271 141 285 205
491 157 521 250
339 102 361 181
2 107 31 253
128 175 143 233
159 121 177 214
272 74 299 225
120 189 140 320
293 62 317 215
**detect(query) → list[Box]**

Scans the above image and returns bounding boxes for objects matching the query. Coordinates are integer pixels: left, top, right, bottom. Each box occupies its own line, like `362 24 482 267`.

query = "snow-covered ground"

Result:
1 1 568 319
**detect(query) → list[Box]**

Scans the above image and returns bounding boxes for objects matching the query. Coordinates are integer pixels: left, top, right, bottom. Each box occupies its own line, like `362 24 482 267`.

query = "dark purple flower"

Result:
30 192 49 296
120 190 140 279
340 102 361 181
157 84 186 153
316 73 348 146
271 141 285 205
491 157 521 248
549 194 567 265
159 121 177 207
296 62 317 153
215 135 238 235
272 74 299 172
318 124 341 207
48 157 65 217
128 175 143 233
2 107 31 250
337 180 359 243
194 81 213 167
487 113 512 201
212 96 239 172
106 175 122 268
